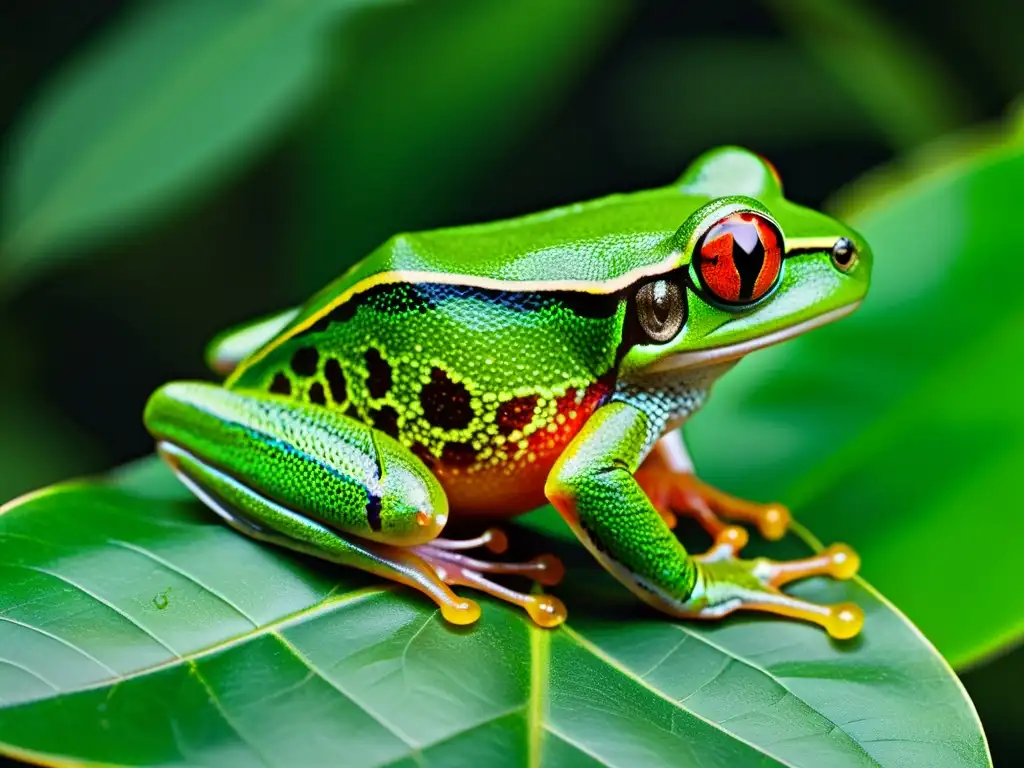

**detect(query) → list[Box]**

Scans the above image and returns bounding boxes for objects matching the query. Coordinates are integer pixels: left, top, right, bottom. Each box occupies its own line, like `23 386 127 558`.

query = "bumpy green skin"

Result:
145 383 447 546
145 146 873 619
228 284 623 476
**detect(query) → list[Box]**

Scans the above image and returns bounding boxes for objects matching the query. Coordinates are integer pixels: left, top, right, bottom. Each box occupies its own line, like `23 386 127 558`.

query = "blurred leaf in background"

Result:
0 0 387 291
291 0 629 292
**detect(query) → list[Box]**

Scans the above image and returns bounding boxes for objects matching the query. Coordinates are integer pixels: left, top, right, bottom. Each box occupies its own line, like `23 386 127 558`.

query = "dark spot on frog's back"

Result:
441 441 477 467
324 358 347 403
291 347 319 377
496 395 538 435
371 405 400 438
421 368 474 429
269 373 291 396
308 382 327 406
365 348 392 398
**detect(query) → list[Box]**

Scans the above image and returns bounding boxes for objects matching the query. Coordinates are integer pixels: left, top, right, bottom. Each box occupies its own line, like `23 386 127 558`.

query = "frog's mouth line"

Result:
647 301 861 373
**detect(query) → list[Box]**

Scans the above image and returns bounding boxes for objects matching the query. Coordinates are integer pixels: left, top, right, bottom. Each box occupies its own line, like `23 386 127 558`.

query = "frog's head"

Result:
619 147 872 378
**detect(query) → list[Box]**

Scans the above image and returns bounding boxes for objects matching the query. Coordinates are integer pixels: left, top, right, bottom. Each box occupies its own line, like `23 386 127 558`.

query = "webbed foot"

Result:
681 538 863 639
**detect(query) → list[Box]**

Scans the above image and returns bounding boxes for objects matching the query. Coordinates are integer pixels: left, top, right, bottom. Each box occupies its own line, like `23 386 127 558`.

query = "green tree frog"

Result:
145 147 870 638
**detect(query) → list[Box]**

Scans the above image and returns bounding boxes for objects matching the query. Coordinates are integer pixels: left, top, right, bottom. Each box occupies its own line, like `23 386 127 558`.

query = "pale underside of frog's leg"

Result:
162 443 566 626
546 401 863 639
635 429 791 549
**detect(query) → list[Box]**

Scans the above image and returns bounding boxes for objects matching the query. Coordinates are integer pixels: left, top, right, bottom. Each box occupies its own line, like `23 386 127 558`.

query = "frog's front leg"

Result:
545 402 864 639
635 430 791 549
145 383 565 627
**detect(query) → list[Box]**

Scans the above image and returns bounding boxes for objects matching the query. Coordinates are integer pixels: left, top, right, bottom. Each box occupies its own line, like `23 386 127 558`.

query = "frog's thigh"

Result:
146 383 480 624
159 442 482 625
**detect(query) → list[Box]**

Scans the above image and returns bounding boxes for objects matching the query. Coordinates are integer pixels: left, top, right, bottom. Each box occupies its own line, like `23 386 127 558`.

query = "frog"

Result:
144 146 871 638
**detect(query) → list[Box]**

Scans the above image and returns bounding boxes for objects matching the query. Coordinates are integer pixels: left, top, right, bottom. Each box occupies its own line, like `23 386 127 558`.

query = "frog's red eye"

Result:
694 212 783 305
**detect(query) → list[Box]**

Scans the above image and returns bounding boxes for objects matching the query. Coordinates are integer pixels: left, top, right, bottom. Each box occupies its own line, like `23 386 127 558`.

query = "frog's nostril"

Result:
831 237 857 272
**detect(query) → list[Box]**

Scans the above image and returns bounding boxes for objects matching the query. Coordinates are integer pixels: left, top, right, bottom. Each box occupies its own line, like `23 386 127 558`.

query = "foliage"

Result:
1 0 1023 765
0 461 989 767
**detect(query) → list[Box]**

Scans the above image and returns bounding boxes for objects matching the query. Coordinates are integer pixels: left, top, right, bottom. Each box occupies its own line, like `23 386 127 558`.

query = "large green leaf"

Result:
0 0 382 289
0 459 989 767
686 115 1024 668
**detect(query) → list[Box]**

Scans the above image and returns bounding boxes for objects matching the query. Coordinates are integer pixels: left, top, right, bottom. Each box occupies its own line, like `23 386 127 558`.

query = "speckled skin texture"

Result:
145 383 447 545
229 283 626 515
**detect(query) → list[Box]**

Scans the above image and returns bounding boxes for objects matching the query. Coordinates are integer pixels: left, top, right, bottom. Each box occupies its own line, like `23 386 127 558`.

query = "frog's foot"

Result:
411 528 567 628
635 468 790 549
678 540 864 639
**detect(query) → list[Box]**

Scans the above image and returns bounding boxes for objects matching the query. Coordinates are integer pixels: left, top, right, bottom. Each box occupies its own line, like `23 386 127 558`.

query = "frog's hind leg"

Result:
410 538 567 628
158 442 482 626
636 431 791 549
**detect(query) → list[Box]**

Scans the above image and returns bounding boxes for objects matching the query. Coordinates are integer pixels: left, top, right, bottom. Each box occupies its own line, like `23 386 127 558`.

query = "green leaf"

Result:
0 0 382 290
686 114 1024 668
0 459 989 767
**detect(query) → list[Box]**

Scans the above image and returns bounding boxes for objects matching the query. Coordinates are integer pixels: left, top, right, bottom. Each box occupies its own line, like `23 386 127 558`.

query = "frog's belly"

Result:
434 460 553 517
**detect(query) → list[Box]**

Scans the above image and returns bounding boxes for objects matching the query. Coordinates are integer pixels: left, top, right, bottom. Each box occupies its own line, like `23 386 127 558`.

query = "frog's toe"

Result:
682 542 863 639
636 468 791 545
412 529 566 627
429 527 508 554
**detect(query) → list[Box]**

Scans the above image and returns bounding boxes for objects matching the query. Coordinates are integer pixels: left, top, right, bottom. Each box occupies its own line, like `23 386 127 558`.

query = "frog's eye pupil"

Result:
831 237 857 271
636 279 685 343
695 211 783 305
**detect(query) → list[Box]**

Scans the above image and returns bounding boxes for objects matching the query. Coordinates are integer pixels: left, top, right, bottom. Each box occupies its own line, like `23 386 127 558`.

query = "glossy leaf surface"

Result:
0 0 378 287
0 460 989 767
687 119 1024 668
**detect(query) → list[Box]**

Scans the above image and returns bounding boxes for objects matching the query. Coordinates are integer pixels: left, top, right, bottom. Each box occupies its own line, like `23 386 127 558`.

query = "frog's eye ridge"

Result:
694 211 783 305
635 279 686 343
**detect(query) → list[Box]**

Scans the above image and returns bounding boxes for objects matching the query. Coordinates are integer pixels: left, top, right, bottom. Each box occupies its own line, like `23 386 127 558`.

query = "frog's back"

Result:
284 186 699 340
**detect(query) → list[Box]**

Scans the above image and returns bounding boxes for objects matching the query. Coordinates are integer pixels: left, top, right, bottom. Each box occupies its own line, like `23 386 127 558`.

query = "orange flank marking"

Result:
434 377 614 517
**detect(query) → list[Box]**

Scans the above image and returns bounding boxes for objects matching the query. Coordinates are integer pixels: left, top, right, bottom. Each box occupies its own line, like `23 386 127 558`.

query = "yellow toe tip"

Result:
717 525 749 550
526 595 567 628
760 505 791 540
440 598 481 626
825 602 864 640
824 543 860 580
